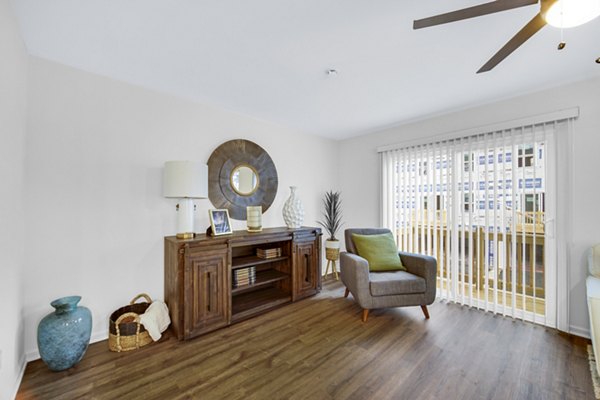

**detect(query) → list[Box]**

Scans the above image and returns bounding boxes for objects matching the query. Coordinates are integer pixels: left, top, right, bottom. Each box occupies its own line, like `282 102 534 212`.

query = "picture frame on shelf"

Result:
209 209 233 236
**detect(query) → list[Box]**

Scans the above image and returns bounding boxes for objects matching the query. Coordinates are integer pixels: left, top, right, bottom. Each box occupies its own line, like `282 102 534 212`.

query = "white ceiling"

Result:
11 0 600 140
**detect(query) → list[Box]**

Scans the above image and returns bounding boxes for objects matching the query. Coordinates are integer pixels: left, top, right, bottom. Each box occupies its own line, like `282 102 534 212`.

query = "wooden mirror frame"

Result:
207 139 278 220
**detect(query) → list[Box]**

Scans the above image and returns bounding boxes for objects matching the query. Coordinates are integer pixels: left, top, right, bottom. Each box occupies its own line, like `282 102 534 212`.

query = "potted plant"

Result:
318 191 343 279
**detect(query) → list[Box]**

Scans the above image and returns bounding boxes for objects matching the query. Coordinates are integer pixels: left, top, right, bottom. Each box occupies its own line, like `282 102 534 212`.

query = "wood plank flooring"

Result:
17 279 594 400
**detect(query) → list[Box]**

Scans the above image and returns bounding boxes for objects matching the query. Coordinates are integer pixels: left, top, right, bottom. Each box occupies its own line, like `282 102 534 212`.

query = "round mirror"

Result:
208 139 278 220
230 165 259 196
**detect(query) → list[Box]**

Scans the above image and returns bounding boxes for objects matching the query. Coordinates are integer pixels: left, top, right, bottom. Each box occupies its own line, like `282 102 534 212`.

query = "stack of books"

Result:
233 266 256 288
256 247 282 259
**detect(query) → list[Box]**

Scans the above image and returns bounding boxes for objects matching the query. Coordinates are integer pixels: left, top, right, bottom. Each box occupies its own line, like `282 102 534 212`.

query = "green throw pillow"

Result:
352 233 406 272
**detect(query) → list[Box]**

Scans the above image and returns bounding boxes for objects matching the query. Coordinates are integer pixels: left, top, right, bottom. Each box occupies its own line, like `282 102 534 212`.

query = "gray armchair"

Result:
340 228 437 322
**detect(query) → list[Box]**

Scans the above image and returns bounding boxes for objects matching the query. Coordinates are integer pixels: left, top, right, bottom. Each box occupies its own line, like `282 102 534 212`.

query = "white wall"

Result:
0 0 27 398
22 57 339 359
339 76 600 336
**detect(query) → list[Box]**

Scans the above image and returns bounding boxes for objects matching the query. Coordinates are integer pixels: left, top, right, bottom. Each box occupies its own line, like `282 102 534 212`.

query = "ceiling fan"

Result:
413 0 600 73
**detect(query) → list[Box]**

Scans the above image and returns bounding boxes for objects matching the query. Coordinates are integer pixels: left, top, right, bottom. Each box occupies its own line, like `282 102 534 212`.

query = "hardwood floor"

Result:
17 279 594 400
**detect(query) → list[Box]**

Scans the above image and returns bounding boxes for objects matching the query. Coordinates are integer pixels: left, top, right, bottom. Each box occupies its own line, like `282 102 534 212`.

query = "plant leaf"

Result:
317 191 343 240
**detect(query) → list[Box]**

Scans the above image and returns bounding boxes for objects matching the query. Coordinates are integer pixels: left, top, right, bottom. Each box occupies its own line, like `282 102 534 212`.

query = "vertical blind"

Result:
380 119 573 327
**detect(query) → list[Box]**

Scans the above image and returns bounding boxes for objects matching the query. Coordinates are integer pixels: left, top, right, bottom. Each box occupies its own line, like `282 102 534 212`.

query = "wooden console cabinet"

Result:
164 227 322 340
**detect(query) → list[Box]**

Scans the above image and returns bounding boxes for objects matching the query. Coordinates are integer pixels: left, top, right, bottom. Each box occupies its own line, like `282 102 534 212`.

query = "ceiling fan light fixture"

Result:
596 57 600 63
543 0 600 28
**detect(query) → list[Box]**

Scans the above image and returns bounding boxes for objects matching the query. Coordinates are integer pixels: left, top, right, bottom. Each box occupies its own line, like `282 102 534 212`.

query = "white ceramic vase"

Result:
283 186 304 229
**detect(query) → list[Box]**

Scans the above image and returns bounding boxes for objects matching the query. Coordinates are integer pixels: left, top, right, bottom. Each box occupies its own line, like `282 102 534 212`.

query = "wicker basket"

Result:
326 247 340 261
108 293 154 352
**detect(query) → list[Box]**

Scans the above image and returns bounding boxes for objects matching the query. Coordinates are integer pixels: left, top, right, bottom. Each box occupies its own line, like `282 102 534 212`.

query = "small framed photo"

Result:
209 209 233 236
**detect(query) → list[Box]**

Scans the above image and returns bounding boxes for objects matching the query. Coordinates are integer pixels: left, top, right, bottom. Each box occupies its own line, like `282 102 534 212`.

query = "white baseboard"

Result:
569 325 591 339
25 329 108 362
25 350 37 362
10 355 27 400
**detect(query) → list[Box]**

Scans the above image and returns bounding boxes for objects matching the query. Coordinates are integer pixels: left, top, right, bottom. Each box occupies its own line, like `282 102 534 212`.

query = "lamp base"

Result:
175 198 196 239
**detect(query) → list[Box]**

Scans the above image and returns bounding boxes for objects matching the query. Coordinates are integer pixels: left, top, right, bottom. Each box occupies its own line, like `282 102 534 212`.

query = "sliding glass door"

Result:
381 124 558 326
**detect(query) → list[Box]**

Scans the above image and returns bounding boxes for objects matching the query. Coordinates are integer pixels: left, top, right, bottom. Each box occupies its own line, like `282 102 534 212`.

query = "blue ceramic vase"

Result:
37 296 92 371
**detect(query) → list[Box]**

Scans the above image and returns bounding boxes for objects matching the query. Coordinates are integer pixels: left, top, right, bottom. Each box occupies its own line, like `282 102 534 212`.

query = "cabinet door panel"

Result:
184 247 229 338
293 241 319 300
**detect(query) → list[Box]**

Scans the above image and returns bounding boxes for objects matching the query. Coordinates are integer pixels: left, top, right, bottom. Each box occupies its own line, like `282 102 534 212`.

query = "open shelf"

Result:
231 255 289 270
231 287 291 323
232 269 289 295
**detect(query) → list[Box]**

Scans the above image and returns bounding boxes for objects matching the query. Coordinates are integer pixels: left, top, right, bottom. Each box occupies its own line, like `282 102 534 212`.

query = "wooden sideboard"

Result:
164 227 322 340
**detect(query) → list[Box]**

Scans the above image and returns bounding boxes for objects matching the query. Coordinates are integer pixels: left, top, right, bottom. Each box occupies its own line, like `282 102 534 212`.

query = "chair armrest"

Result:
399 252 437 287
340 252 372 306
400 252 437 304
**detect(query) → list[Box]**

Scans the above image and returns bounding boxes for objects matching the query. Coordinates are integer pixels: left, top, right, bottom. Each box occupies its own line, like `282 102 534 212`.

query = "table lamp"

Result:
163 161 208 239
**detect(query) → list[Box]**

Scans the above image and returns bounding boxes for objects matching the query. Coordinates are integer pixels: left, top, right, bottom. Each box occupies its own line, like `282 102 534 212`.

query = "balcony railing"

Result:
397 224 545 314
516 211 545 234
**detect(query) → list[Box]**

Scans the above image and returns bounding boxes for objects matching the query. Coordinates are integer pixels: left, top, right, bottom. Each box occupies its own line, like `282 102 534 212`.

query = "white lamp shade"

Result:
163 161 208 198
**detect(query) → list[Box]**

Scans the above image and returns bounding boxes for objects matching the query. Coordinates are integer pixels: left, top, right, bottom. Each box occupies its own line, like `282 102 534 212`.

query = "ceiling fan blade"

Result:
413 0 538 29
477 13 546 73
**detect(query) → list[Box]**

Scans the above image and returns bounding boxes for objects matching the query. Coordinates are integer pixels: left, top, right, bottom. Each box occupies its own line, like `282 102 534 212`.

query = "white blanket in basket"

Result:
139 300 171 341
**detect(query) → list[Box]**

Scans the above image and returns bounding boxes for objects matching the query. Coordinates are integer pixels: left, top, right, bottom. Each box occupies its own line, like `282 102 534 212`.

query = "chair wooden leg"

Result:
344 287 350 298
362 309 369 322
421 305 430 319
